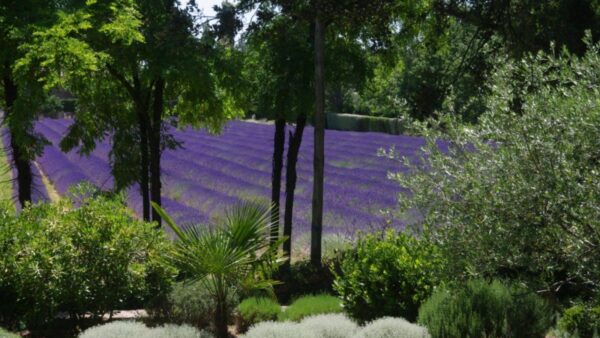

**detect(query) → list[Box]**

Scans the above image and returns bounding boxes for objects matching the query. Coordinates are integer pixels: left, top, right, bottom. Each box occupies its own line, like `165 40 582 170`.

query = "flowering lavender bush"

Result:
32 118 426 246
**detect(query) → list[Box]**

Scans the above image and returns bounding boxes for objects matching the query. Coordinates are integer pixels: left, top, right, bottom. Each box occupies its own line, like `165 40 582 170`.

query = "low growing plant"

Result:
353 317 430 338
237 297 282 333
333 229 443 322
279 294 342 322
418 279 552 338
558 303 600 338
79 321 213 338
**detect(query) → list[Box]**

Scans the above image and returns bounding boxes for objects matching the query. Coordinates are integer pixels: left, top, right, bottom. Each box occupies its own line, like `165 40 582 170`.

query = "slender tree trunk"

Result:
270 118 286 243
150 78 164 226
311 16 326 267
136 103 151 222
2 70 32 207
214 295 229 338
283 114 306 266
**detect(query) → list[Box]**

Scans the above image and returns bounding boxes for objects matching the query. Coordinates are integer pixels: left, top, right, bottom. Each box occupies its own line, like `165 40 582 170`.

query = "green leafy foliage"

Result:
354 317 430 338
0 327 19 338
236 297 282 333
155 202 282 338
79 321 214 338
558 304 600 338
147 280 238 331
274 258 338 304
418 279 551 338
279 294 342 322
0 184 175 329
333 230 443 322
391 41 600 300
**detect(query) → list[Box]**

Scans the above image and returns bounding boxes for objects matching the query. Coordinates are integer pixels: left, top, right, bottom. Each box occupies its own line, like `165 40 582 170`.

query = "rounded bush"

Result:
237 297 282 333
418 279 552 338
353 317 430 338
241 321 312 338
279 294 342 321
333 230 442 322
300 314 359 338
0 188 175 329
79 321 213 338
558 304 600 338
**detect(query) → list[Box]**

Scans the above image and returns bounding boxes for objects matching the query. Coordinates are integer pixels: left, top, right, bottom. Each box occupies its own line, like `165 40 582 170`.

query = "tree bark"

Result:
2 69 32 207
135 102 151 222
283 114 306 266
150 77 164 227
311 16 325 267
270 118 286 243
214 296 229 338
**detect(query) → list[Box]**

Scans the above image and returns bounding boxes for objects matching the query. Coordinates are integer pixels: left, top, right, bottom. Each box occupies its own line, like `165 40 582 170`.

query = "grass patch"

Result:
279 294 343 322
237 297 282 333
0 136 14 209
0 327 19 338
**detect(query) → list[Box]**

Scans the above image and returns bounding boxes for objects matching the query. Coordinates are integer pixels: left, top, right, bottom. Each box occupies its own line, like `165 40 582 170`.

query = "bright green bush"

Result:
0 327 19 338
279 294 342 322
333 230 442 322
418 279 551 338
0 186 175 329
353 317 430 338
79 321 213 338
237 297 282 333
558 304 600 338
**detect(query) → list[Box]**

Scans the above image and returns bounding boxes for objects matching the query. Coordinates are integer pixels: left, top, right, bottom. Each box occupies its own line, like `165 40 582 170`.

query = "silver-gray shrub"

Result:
388 37 600 299
300 314 359 338
79 321 213 338
241 321 313 338
353 317 430 338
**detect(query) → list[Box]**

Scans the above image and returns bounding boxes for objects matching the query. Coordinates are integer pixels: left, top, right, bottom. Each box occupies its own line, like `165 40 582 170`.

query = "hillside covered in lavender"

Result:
31 117 427 243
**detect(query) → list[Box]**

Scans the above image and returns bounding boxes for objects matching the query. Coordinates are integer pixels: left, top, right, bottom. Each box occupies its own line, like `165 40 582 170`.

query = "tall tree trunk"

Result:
150 78 164 226
214 295 229 338
136 104 151 222
270 118 286 243
311 16 326 267
283 114 306 266
2 70 32 207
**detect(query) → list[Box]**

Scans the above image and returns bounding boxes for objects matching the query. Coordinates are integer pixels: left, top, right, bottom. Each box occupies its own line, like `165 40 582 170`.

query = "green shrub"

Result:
0 186 175 329
274 258 338 304
79 321 213 338
148 280 238 331
0 327 19 338
279 294 342 322
237 297 282 333
418 279 552 338
353 317 430 338
333 230 442 322
558 304 600 338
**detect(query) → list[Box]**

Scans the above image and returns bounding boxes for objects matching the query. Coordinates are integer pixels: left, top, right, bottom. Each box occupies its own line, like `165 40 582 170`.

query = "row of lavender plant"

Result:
34 117 424 240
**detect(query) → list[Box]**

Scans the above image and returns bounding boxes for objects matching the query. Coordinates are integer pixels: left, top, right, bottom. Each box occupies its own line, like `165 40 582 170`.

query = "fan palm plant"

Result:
152 202 284 338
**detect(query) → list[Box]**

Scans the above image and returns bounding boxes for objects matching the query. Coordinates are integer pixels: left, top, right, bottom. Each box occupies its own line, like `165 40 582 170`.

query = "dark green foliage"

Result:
274 259 337 304
558 304 600 338
148 280 238 331
333 230 443 323
237 297 282 333
278 294 342 322
418 279 552 338
0 185 175 330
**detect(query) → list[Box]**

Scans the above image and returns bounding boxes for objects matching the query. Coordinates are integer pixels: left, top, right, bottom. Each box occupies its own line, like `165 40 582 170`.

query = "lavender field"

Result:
32 117 428 246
